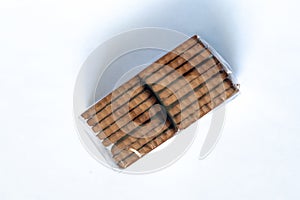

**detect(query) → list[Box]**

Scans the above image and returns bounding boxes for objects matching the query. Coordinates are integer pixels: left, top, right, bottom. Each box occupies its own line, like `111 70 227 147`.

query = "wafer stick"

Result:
172 78 233 122
180 85 237 129
152 57 219 98
86 40 203 127
100 54 217 134
80 35 239 168
167 70 228 117
139 36 199 79
141 43 206 82
96 96 159 141
123 87 236 167
180 87 237 129
81 36 198 120
115 87 236 168
111 119 172 155
102 109 165 146
93 53 211 141
81 77 140 120
113 121 173 163
116 128 176 168
98 96 157 137
112 76 232 159
169 72 229 128
143 67 228 129
90 49 205 130
162 65 225 107
145 52 212 100
92 94 156 133
109 113 166 154
125 62 221 131
176 79 236 129
145 48 211 91
86 86 146 126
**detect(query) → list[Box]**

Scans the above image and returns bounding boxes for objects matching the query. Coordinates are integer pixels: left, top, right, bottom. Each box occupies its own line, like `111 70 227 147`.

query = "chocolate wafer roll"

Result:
93 93 157 134
141 43 206 83
116 128 177 169
117 88 237 169
112 76 233 160
172 77 232 123
177 79 238 129
81 77 140 120
145 48 210 90
88 37 204 135
114 84 237 168
138 36 199 79
162 64 226 106
168 70 229 124
80 35 239 169
81 36 198 120
152 59 220 104
102 106 164 146
91 43 205 133
86 86 146 126
110 115 170 155
111 119 172 155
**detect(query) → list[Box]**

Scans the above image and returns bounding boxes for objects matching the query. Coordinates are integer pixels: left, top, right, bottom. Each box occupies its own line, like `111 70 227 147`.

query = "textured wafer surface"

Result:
81 35 239 168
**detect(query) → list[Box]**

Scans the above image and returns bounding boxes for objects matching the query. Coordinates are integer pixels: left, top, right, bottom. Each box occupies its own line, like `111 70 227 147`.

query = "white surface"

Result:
0 0 300 199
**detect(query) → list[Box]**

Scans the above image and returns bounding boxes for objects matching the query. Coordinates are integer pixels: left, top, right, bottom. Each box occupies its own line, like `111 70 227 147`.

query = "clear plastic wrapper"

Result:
79 35 240 169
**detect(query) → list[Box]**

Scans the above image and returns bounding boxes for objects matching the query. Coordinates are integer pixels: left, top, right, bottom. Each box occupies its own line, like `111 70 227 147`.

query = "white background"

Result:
0 0 299 199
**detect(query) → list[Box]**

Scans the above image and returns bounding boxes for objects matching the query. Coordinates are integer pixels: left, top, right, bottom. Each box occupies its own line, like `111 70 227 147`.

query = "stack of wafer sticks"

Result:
81 35 239 168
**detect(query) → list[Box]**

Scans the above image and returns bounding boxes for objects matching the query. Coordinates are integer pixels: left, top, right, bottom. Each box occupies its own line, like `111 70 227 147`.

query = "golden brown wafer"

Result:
81 76 140 120
149 57 218 110
112 119 172 162
86 38 203 126
102 108 165 146
138 36 199 78
177 80 237 129
111 117 172 156
99 98 157 141
116 128 177 168
82 36 199 120
115 86 237 168
141 43 206 83
172 79 233 123
112 76 232 159
80 35 239 168
93 93 156 133
162 64 225 105
148 48 211 91
88 45 204 129
86 85 146 126
167 70 229 119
